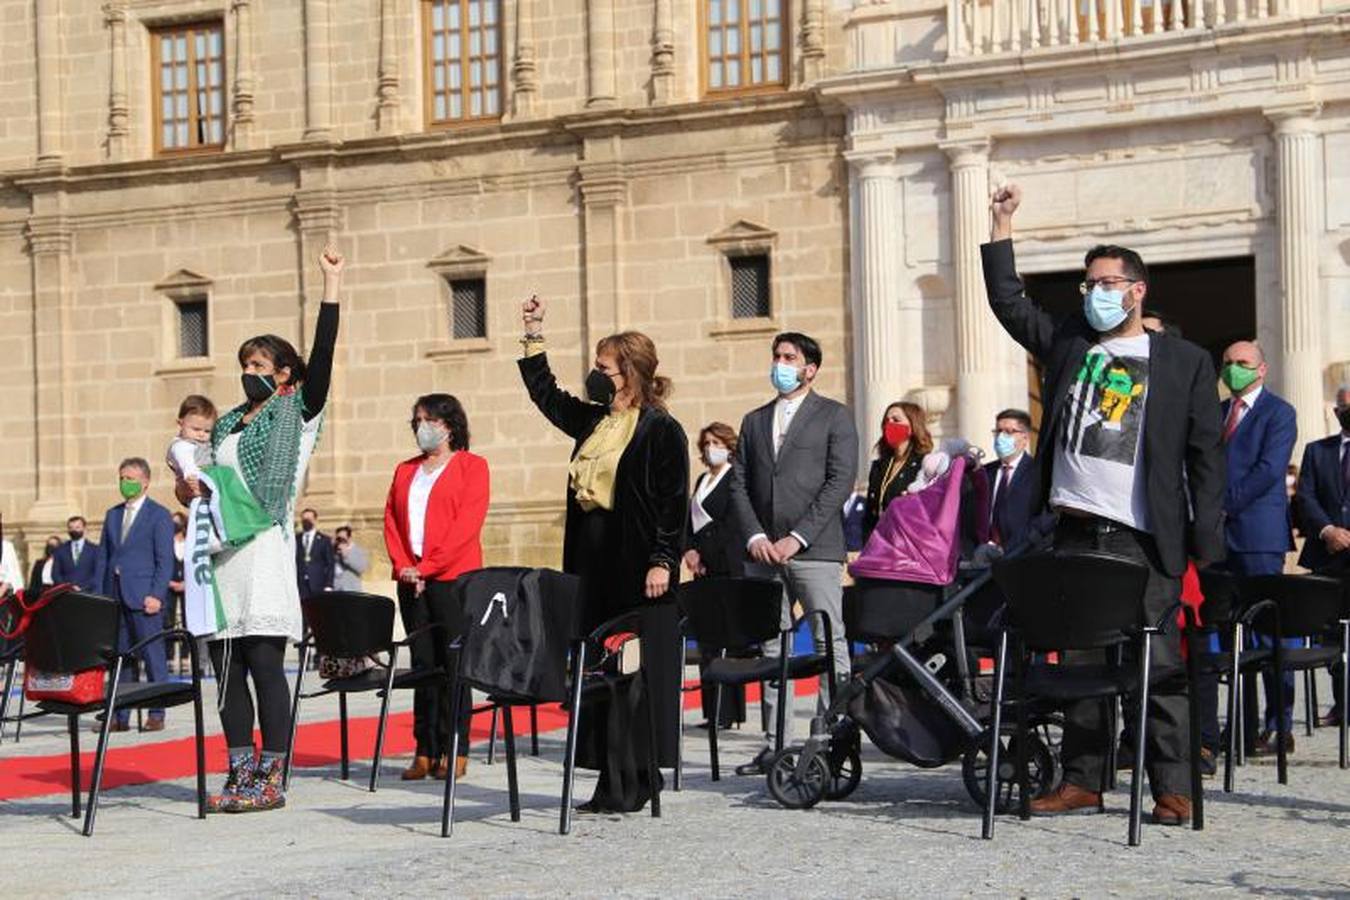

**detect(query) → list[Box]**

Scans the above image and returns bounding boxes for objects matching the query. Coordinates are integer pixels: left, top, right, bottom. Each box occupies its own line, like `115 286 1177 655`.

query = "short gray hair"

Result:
117 457 151 479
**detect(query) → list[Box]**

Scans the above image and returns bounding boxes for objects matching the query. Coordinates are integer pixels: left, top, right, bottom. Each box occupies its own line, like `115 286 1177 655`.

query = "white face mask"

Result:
416 421 448 453
706 446 730 467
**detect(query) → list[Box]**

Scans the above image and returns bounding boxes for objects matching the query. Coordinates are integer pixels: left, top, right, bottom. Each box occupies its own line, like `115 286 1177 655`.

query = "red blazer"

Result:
384 451 490 582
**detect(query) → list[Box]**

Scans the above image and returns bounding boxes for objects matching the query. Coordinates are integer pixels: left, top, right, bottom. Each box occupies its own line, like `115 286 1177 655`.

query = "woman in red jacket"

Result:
383 393 490 781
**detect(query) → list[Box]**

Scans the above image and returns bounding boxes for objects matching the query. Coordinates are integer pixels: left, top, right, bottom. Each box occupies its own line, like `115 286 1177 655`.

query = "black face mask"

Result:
68 530 83 541
585 368 617 406
242 373 277 403
1337 407 1350 432
46 544 60 557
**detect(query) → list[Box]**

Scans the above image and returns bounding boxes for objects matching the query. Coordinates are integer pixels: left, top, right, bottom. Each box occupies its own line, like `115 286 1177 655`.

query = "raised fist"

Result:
522 294 546 334
319 244 345 277
990 183 1022 220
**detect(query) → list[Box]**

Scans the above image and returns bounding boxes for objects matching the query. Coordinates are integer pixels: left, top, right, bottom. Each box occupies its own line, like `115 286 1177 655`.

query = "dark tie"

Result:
991 464 1013 544
1341 443 1350 499
1222 398 1245 443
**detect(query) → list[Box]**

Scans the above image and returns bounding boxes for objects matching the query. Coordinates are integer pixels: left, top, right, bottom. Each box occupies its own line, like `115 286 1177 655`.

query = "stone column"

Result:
105 3 129 160
376 0 402 132
578 134 626 371
585 0 617 108
231 0 257 149
649 0 674 105
1268 106 1326 451
303 0 333 140
35 0 63 167
23 198 77 522
943 139 1022 452
800 0 826 84
849 152 906 474
511 0 538 118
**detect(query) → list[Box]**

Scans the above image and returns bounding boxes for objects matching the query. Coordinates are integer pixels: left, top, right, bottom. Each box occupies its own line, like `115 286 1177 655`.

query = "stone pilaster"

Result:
105 3 129 161
511 0 538 118
848 151 905 473
943 138 1022 452
800 0 826 84
649 0 674 105
1268 105 1326 451
303 0 333 141
231 0 257 148
36 0 63 167
585 0 617 109
578 134 627 371
376 0 402 133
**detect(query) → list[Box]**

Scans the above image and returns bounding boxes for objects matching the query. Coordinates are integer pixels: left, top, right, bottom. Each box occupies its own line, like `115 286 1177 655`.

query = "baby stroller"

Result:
765 454 1060 812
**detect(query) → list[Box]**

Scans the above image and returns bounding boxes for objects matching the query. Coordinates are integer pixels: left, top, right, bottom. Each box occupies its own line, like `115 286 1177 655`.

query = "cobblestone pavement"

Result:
2 673 1349 899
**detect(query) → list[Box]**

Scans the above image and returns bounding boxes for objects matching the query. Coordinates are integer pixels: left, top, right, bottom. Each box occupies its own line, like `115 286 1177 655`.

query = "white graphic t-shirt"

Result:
1049 333 1151 532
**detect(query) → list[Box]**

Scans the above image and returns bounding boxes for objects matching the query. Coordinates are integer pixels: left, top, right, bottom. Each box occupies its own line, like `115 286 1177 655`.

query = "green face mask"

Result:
1221 362 1261 393
119 478 143 500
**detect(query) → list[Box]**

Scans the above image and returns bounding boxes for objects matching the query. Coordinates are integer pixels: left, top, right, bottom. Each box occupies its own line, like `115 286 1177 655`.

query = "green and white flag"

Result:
184 466 272 637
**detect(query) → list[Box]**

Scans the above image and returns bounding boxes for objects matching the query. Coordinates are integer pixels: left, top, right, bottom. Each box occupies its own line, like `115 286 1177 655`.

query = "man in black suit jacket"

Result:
982 184 1225 827
728 331 859 774
295 507 335 600
982 408 1052 549
51 515 103 593
1295 385 1350 724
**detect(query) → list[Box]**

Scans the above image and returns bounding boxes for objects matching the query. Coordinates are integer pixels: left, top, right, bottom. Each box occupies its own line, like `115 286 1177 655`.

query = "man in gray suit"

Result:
331 525 369 592
728 332 859 775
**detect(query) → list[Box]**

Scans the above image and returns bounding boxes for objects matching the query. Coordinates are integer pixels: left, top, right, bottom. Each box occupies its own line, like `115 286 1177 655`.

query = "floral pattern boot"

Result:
206 750 256 814
227 753 286 813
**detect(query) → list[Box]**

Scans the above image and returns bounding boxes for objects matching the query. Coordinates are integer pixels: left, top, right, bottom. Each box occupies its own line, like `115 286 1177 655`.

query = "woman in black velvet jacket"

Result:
517 295 688 814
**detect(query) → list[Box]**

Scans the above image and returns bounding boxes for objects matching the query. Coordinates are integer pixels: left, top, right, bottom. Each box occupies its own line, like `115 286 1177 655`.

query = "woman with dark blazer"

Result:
383 393 490 782
683 422 746 729
518 294 688 814
862 401 933 540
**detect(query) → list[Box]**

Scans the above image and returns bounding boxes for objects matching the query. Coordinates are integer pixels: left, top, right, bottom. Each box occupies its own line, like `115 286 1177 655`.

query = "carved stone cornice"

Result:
24 216 73 255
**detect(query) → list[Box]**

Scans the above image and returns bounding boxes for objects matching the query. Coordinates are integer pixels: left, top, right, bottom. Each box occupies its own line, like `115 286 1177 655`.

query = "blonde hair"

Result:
596 331 672 411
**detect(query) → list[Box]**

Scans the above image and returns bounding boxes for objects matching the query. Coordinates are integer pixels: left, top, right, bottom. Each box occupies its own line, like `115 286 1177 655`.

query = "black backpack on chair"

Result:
446 567 583 703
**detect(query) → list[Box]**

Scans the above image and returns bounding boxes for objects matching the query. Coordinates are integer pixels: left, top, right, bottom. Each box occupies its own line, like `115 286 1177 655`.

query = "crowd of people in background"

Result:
4 180 1349 831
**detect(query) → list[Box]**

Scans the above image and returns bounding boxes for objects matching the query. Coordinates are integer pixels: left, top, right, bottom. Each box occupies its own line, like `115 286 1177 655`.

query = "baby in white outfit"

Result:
167 394 217 491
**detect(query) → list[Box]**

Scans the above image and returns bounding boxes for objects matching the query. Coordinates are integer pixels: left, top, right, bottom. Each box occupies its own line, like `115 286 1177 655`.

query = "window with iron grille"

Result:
704 0 788 95
448 277 487 339
152 21 226 154
424 0 503 124
729 254 771 319
177 297 209 358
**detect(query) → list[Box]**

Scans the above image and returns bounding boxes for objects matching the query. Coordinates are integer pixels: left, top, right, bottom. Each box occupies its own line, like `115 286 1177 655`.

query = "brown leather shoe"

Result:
141 716 165 733
401 755 432 780
1251 731 1294 756
432 756 469 780
1152 793 1192 826
1028 782 1102 816
93 720 130 733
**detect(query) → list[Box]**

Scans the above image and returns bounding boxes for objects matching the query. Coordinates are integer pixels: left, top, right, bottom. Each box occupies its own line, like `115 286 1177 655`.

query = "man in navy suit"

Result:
1296 385 1350 725
51 515 103 593
99 457 176 732
295 507 335 600
1213 340 1298 756
982 409 1050 550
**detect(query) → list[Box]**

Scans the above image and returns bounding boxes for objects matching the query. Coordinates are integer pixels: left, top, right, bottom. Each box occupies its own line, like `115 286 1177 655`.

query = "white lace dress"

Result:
210 413 323 640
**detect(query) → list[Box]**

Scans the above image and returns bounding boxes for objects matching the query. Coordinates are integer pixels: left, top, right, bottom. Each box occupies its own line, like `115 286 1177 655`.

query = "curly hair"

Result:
696 422 738 457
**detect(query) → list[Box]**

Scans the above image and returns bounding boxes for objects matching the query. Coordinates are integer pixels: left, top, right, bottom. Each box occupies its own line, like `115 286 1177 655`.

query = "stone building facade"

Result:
1 0 1347 581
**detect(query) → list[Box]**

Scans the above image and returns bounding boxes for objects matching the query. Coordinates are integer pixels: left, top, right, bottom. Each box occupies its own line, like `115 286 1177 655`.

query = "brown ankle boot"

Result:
401 755 432 780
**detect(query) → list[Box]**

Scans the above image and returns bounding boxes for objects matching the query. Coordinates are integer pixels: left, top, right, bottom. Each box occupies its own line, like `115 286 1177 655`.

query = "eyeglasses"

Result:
1078 277 1139 295
992 428 1027 436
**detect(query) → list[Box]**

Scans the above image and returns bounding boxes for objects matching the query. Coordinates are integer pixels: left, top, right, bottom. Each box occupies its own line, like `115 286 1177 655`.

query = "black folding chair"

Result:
283 590 449 792
1240 574 1348 783
983 551 1201 847
24 589 206 837
678 576 839 783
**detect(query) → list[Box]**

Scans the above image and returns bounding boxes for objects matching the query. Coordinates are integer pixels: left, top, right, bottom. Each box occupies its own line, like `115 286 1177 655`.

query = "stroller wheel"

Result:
824 743 863 801
961 729 1057 814
766 748 829 810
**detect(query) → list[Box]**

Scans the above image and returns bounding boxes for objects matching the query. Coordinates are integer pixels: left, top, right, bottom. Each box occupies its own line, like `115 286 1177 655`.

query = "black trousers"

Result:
1054 521 1191 798
398 580 471 760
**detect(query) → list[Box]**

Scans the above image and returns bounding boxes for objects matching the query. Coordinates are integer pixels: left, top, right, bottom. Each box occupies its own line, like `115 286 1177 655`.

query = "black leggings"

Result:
209 636 291 753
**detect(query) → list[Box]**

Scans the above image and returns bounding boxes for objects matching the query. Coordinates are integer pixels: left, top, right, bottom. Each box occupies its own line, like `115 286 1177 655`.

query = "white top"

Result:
0 540 21 593
167 436 211 479
690 464 731 535
408 458 451 558
773 394 807 457
1049 333 1152 532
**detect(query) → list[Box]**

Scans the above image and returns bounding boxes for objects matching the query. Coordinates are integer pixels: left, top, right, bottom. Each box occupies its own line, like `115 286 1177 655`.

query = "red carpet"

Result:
0 677 817 801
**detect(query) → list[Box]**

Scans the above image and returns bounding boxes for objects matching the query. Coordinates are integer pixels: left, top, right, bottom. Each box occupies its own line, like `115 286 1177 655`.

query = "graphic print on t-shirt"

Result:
1062 349 1149 465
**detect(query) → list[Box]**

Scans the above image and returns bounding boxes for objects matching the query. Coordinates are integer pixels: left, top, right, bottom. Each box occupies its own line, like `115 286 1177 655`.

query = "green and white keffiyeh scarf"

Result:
212 388 311 526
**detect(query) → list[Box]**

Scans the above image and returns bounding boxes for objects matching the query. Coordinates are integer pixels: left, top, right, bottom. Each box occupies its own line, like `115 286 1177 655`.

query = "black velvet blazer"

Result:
518 352 689 609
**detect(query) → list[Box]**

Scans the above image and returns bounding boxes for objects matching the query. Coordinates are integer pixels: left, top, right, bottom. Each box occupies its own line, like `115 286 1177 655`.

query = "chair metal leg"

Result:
14 689 25 742
369 653 399 793
1340 622 1349 771
487 706 499 765
1225 625 1240 793
530 704 540 757
441 664 466 838
1105 699 1119 792
1015 638 1031 822
68 714 82 820
559 642 586 836
1302 662 1314 738
191 652 207 820
982 630 1009 841
283 642 309 790
339 692 351 781
1128 636 1151 848
84 658 125 837
1273 637 1288 786
644 667 661 819
1185 623 1204 832
774 633 790 753
503 705 521 822
709 682 724 782
0 658 15 744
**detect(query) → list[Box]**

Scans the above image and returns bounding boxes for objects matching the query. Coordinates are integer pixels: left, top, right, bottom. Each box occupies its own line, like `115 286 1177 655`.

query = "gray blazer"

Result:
333 542 369 593
728 390 860 563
